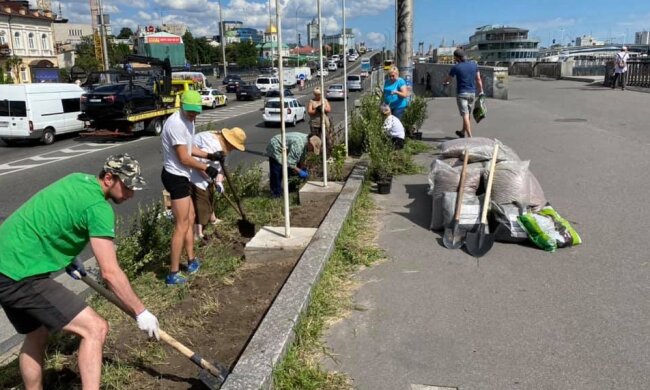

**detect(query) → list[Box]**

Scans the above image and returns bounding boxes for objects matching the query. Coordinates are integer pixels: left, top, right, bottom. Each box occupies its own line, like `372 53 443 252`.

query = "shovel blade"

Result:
465 223 495 257
237 219 256 238
198 367 227 389
442 223 465 249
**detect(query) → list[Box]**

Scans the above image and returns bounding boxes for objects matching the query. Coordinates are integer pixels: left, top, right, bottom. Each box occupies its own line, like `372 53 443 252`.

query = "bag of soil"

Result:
517 205 582 252
442 192 482 228
492 202 528 243
485 161 547 208
439 138 520 163
429 159 482 230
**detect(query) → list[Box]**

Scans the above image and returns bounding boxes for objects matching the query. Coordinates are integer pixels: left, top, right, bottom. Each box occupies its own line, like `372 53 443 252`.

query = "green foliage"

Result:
115 202 174 279
183 31 222 65
117 27 134 39
108 43 132 66
75 36 101 72
401 95 429 137
4 56 22 82
328 143 347 181
348 93 383 155
224 165 263 199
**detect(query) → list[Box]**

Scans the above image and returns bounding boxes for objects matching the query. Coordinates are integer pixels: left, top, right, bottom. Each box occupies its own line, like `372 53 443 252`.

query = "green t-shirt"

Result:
0 173 115 281
266 132 308 169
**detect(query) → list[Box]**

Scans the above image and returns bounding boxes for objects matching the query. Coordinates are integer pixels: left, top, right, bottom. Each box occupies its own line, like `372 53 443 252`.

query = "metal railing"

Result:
532 62 561 79
604 59 650 88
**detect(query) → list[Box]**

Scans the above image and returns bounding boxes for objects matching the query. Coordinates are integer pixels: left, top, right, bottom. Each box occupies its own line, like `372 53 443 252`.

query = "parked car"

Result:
224 75 244 92
236 84 262 101
200 88 228 108
223 74 243 85
262 97 306 127
327 61 338 71
346 74 362 91
326 84 346 100
80 82 157 121
316 68 329 77
255 76 280 95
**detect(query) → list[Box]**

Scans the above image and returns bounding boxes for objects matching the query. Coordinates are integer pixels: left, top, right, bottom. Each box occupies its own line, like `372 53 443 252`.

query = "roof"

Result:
256 41 289 49
0 2 54 20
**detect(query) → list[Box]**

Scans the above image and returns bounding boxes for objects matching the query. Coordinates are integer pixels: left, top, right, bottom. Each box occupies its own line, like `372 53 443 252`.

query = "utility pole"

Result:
97 0 109 70
317 0 327 186
342 0 348 156
396 0 413 83
218 0 227 78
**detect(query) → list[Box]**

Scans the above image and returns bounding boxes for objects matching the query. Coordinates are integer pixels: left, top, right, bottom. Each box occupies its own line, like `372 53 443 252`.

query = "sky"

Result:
46 0 650 49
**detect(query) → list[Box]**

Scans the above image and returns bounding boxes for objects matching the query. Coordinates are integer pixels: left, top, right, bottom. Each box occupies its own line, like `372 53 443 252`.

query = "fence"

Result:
604 59 650 88
532 62 561 79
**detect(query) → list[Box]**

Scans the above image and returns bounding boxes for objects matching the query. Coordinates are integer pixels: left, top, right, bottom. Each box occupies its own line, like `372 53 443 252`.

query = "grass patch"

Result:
272 183 383 389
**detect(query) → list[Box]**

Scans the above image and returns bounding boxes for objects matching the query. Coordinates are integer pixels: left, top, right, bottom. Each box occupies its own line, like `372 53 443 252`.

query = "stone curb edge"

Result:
221 162 368 389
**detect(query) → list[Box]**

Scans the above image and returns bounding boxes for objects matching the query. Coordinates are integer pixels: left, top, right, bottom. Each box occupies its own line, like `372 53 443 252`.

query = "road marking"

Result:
0 138 147 177
411 385 458 390
196 101 263 125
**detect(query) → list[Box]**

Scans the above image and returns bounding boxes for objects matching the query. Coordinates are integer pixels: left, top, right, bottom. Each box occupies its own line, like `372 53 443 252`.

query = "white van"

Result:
346 74 362 91
0 84 86 145
255 76 280 95
327 61 338 71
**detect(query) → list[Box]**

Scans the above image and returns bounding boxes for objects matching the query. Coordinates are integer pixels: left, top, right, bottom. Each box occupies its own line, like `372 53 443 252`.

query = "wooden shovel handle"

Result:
453 150 470 221
480 143 500 224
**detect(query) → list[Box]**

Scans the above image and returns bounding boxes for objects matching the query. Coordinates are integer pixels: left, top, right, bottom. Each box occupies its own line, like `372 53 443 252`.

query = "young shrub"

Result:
401 95 429 137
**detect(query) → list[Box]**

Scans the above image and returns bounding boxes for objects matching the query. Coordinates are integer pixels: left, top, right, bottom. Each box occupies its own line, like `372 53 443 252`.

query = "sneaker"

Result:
186 258 201 274
455 130 465 138
165 272 187 285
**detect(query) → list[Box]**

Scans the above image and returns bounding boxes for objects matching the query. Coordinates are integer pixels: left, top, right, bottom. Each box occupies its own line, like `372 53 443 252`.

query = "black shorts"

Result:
0 273 87 334
161 168 191 200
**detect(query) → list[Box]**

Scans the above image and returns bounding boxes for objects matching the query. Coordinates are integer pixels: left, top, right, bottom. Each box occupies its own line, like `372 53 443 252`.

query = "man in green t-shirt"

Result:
0 154 160 389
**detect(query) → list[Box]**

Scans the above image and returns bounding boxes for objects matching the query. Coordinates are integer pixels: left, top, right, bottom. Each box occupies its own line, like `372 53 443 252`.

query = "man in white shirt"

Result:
160 90 223 285
611 46 630 91
381 104 405 150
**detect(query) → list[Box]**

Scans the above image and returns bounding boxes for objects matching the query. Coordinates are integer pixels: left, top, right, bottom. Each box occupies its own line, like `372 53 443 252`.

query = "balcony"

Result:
0 43 11 57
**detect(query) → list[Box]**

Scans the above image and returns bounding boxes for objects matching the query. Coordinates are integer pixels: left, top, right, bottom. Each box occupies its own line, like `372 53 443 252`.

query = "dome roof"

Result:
266 24 277 33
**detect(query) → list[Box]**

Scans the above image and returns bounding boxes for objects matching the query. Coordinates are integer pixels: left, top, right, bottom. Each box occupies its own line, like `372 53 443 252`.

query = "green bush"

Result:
401 95 429 137
115 202 174 279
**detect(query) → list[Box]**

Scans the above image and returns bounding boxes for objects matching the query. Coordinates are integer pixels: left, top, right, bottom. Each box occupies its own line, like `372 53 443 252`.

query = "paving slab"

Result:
244 226 317 263
299 180 344 204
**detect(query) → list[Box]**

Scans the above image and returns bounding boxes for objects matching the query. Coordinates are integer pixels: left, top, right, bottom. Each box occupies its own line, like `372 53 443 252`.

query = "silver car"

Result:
347 74 362 91
326 84 346 100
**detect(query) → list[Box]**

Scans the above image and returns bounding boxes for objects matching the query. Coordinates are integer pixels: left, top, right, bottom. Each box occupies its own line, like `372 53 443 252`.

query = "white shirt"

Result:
383 114 405 140
190 132 223 190
161 111 195 178
615 51 630 74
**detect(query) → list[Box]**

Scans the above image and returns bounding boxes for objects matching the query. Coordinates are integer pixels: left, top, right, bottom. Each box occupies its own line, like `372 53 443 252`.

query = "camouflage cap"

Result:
103 153 147 190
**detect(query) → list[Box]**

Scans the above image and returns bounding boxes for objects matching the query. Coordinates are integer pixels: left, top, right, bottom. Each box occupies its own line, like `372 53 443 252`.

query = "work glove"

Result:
298 169 309 179
65 257 87 280
205 166 219 180
215 182 225 193
136 309 160 340
206 151 225 162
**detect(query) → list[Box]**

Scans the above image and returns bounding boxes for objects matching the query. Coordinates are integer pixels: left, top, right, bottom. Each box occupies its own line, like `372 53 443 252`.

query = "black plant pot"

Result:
413 132 423 140
376 177 393 194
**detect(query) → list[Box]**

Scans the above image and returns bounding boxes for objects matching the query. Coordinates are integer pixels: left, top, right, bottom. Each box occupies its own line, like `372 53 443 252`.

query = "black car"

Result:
236 84 262 101
223 75 244 92
80 82 157 120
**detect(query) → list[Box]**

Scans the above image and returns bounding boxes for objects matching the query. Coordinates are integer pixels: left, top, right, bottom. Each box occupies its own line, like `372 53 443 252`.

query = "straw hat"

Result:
308 135 322 155
221 127 246 151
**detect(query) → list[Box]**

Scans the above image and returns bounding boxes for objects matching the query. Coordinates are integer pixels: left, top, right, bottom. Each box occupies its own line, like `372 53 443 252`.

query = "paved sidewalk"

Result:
323 78 650 389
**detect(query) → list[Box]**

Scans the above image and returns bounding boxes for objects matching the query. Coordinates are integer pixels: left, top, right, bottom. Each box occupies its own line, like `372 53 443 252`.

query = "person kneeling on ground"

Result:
0 154 160 390
381 103 405 150
266 132 322 197
190 127 247 242
161 90 224 285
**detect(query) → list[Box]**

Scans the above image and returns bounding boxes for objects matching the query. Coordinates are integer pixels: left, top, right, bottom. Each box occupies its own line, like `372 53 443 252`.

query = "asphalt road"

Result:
0 59 367 225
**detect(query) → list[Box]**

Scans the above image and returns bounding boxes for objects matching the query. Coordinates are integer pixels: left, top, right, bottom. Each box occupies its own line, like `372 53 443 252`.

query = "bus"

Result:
383 59 394 71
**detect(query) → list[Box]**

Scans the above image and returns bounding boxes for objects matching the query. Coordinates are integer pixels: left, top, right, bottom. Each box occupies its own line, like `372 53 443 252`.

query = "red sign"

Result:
146 36 181 44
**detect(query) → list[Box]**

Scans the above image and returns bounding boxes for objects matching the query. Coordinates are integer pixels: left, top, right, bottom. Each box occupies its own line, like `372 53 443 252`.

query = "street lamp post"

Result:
218 0 227 78
275 0 291 237
342 0 348 156
317 0 328 187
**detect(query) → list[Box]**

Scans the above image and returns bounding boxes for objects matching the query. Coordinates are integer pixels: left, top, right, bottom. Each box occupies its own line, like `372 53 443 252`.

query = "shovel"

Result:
443 150 470 249
75 272 228 389
465 143 499 257
220 165 256 238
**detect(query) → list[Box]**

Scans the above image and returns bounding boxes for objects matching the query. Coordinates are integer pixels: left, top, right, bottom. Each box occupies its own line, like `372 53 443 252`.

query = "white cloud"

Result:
137 11 153 21
366 32 385 45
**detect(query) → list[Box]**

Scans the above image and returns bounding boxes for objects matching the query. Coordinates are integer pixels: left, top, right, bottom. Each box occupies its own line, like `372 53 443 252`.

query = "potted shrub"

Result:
401 95 428 139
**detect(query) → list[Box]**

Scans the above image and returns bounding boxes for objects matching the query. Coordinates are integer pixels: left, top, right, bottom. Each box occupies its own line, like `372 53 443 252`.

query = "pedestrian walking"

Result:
0 154 160 390
161 90 224 285
189 128 247 242
383 66 409 119
266 132 322 197
381 103 405 150
307 87 331 137
443 49 484 138
611 46 629 91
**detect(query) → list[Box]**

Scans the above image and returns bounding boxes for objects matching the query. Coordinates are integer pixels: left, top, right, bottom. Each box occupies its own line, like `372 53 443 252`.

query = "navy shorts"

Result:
161 168 191 200
0 273 87 334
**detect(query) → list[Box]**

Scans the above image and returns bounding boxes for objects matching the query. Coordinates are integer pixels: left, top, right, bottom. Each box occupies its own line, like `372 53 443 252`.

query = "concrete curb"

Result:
221 163 368 390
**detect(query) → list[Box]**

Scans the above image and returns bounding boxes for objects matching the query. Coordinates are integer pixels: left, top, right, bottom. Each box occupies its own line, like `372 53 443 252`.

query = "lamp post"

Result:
275 0 290 237
317 0 327 187
342 0 348 156
295 7 299 67
218 0 227 78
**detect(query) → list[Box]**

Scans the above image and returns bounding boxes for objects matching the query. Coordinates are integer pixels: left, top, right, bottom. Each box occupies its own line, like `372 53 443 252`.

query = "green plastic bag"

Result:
517 205 582 252
473 95 486 123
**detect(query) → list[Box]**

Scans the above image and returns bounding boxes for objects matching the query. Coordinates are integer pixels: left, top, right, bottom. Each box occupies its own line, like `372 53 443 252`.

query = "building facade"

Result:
51 22 92 50
467 25 539 64
0 1 59 83
322 29 355 54
161 23 187 37
635 31 650 45
306 17 318 48
575 35 604 47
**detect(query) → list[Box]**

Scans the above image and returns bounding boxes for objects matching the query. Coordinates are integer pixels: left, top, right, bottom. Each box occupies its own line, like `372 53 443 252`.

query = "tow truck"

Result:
79 55 179 138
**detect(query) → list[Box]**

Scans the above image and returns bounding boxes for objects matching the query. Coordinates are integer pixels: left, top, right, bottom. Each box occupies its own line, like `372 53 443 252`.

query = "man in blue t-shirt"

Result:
443 49 484 138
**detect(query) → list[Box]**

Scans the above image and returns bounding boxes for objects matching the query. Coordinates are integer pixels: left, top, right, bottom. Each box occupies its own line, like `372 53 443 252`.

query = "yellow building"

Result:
0 1 59 83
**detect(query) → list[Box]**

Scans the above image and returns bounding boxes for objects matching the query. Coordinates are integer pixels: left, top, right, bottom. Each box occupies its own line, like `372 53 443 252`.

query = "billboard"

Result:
146 35 182 45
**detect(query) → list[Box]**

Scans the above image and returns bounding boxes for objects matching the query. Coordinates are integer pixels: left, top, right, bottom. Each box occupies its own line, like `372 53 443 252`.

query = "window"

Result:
0 31 6 45
14 32 21 48
62 98 81 113
0 101 27 117
28 33 35 49
41 34 48 50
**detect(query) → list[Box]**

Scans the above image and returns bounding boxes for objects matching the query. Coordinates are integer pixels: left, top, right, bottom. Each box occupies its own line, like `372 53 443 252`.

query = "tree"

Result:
232 41 258 68
117 27 134 39
4 56 23 82
108 42 132 66
75 36 101 71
